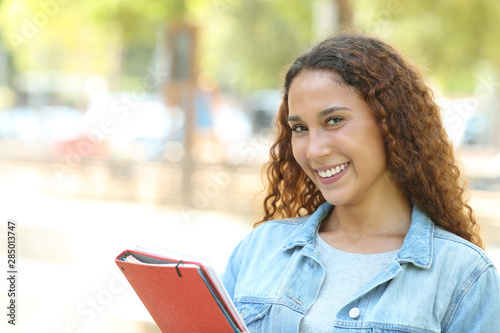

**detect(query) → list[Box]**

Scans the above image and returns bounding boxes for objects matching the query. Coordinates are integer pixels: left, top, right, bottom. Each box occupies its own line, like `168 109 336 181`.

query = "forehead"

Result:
287 70 362 115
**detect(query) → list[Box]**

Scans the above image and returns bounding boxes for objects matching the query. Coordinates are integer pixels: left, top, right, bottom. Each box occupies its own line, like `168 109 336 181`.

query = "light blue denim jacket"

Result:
222 202 500 332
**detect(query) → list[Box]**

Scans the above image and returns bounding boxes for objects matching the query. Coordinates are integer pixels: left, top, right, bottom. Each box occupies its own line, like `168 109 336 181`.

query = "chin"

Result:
321 194 348 207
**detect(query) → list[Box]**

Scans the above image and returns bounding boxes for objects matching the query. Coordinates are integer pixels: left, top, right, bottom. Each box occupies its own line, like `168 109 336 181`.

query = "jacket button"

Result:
349 307 360 319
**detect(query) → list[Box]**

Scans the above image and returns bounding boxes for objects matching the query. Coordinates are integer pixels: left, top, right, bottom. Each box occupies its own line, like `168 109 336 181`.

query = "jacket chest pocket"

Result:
234 301 272 332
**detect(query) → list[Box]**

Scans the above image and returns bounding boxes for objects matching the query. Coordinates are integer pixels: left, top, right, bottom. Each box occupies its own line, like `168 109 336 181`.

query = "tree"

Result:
1 0 498 96
352 0 500 94
201 0 313 93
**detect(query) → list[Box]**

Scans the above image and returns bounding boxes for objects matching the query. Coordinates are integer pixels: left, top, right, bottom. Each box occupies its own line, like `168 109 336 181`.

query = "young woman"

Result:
222 34 500 332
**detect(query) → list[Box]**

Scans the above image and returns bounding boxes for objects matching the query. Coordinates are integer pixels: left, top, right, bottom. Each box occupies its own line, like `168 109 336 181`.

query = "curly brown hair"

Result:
257 33 483 249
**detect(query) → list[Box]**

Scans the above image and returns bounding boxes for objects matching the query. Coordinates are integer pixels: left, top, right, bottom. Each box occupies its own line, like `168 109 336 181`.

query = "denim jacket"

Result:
221 202 500 332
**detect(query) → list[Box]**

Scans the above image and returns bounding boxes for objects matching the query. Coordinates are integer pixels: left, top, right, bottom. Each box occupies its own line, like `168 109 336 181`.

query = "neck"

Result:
332 196 411 235
319 185 412 253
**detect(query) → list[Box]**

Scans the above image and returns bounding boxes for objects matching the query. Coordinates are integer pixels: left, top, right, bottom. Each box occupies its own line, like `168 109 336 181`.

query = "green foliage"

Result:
202 0 313 93
352 0 500 94
0 0 499 95
0 0 120 73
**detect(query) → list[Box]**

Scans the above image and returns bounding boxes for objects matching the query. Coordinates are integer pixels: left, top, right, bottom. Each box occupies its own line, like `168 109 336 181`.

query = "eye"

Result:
290 124 307 133
326 116 344 125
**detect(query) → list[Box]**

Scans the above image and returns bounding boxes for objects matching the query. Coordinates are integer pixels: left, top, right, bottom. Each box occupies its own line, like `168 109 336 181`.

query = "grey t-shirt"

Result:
299 232 398 333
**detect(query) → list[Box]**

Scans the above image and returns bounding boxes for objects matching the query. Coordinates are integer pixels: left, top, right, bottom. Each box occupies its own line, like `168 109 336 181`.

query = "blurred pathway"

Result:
0 188 252 333
0 160 499 333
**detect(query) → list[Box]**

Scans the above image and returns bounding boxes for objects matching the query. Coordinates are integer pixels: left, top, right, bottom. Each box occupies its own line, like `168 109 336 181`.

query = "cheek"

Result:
291 138 305 164
364 130 386 161
354 121 385 156
358 135 387 172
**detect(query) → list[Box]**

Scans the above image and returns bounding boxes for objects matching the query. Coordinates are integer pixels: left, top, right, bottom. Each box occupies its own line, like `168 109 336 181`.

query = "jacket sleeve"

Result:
220 234 249 300
444 264 500 332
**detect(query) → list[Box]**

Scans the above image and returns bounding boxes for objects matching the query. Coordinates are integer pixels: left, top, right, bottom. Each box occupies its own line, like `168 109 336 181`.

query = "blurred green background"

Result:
0 1 500 332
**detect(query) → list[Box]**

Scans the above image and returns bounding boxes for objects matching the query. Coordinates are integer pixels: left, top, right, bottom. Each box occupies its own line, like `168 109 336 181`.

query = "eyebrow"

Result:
288 106 352 122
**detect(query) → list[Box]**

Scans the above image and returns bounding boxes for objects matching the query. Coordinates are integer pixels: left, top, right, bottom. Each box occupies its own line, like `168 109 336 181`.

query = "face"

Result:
287 70 395 207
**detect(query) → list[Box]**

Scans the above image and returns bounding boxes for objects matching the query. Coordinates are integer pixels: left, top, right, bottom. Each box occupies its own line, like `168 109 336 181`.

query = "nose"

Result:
306 130 332 160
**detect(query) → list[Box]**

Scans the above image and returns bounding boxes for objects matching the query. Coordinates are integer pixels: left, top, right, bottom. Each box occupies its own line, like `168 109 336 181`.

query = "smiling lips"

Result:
316 162 349 179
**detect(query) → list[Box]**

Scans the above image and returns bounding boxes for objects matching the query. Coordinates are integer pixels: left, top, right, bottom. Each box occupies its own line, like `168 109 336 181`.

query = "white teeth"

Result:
317 163 348 179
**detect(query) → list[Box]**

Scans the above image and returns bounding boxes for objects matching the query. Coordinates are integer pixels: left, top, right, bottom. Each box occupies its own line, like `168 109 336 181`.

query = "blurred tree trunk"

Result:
313 0 352 37
338 0 353 27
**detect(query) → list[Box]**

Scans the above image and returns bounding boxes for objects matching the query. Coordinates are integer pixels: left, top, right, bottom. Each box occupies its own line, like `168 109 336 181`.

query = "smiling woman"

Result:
287 70 397 220
221 33 500 332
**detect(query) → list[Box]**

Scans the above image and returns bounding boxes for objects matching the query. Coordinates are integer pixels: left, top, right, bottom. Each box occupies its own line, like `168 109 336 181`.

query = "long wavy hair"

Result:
257 33 483 249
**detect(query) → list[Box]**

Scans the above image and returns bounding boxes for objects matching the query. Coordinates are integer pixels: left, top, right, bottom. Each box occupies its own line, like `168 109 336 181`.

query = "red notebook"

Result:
115 245 247 333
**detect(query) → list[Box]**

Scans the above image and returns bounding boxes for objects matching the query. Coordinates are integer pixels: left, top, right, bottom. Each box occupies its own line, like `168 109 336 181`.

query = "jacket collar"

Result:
282 202 434 269
397 205 433 269
282 202 332 250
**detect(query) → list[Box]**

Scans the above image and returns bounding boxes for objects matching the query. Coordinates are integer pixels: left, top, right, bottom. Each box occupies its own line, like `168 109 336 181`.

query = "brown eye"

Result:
291 125 307 132
326 117 343 125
